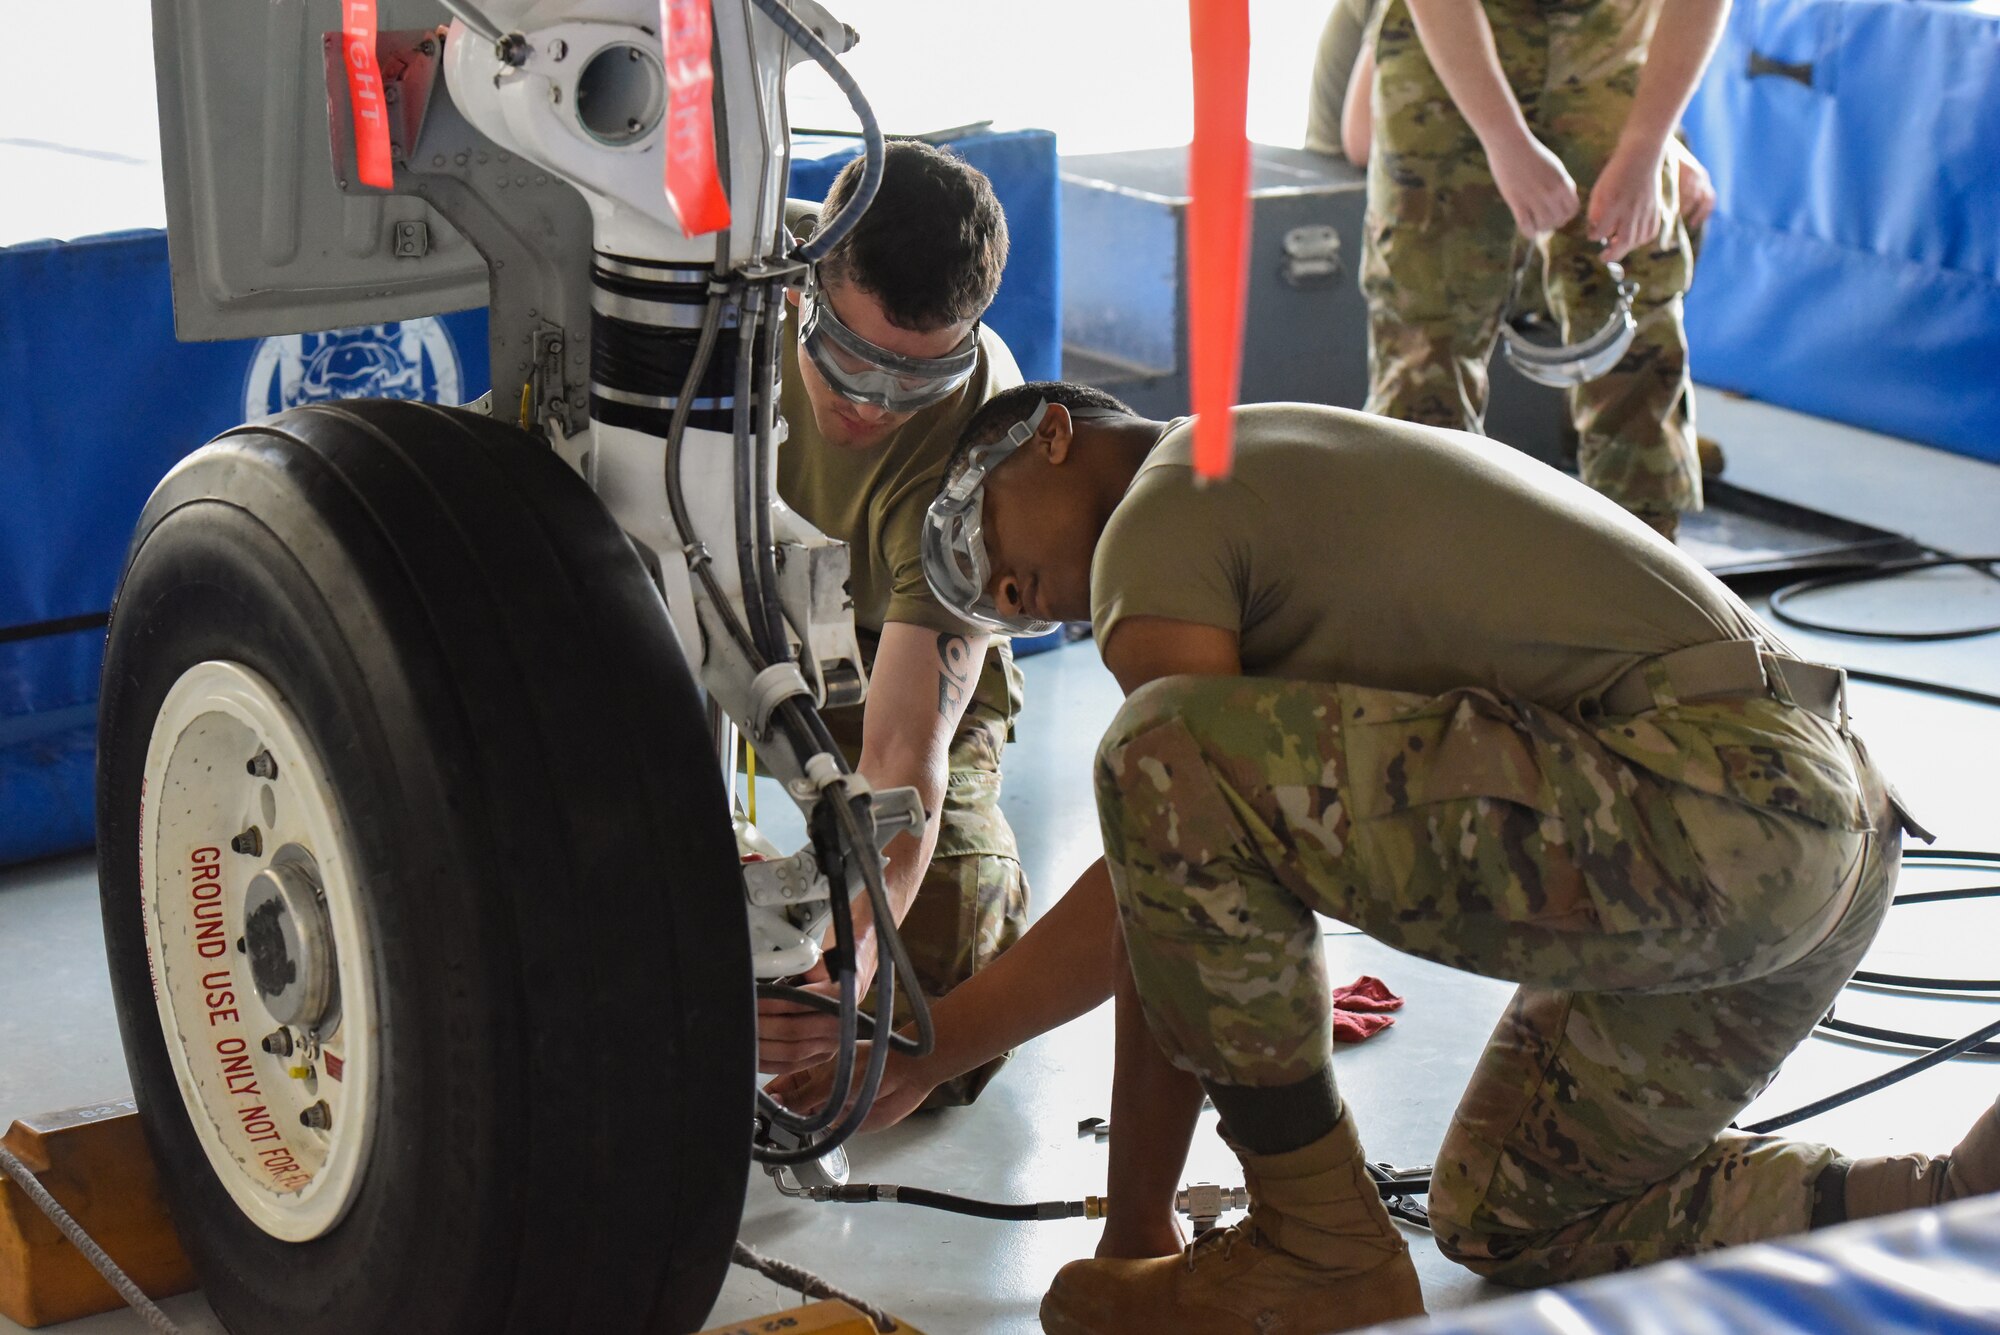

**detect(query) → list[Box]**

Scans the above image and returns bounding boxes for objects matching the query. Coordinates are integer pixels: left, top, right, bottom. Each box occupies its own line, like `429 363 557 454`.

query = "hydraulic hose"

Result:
754 787 912 1165
746 0 882 263
754 802 862 1142
439 0 505 44
732 291 783 662
752 281 791 656
811 1183 1105 1221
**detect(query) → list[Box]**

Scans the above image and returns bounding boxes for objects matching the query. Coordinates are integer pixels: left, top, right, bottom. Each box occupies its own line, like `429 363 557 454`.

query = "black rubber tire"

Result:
96 400 753 1334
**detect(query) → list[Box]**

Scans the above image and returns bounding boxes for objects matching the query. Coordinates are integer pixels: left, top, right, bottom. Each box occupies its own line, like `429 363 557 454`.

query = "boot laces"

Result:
1186 1219 1261 1271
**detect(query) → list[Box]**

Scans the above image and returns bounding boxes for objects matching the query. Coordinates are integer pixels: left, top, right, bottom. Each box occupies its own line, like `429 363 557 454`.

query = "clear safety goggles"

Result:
921 400 1063 637
798 285 980 414
1498 261 1641 388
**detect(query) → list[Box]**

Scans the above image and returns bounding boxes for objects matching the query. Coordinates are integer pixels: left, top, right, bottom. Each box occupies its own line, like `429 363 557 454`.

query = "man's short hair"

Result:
818 140 1008 333
949 382 1136 480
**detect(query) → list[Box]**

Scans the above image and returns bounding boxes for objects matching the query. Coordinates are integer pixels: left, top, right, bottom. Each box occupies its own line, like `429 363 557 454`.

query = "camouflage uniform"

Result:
1098 670 1902 1285
830 646 1032 1108
1362 0 1702 525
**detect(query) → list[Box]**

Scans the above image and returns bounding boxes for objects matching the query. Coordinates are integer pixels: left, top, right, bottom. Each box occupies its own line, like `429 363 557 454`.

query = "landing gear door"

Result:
153 0 484 340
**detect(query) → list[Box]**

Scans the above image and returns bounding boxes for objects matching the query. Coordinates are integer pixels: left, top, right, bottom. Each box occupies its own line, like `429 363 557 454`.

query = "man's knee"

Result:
1095 676 1212 797
1425 1121 1564 1286
1427 1176 1566 1287
1094 677 1256 889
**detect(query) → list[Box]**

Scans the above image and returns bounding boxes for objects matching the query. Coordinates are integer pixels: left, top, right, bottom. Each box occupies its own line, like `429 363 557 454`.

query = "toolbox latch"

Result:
1280 224 1344 289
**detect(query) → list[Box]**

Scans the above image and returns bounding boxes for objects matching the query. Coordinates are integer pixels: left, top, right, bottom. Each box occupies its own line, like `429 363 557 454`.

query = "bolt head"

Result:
261 1029 294 1056
299 1100 333 1131
231 827 263 856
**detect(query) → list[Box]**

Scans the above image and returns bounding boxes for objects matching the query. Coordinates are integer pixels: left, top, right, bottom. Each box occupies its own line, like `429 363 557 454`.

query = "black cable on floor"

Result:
1768 555 2000 641
1846 668 2000 710
1741 1014 2000 1135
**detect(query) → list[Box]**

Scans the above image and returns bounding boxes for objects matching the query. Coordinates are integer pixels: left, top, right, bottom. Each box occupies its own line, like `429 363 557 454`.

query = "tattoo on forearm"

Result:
936 633 972 717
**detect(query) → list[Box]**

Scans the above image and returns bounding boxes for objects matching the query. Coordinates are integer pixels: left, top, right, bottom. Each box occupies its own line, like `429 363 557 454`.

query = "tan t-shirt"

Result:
777 313 1027 758
1090 404 1764 709
1305 0 1384 158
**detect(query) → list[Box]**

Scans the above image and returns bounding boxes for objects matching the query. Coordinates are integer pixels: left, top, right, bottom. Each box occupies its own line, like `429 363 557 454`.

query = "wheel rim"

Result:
139 660 379 1242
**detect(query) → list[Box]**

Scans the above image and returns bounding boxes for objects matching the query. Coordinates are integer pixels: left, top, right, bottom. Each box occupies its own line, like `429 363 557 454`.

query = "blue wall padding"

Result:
0 129 1061 865
788 130 1062 382
1384 1195 2000 1334
1683 0 2000 463
0 229 492 865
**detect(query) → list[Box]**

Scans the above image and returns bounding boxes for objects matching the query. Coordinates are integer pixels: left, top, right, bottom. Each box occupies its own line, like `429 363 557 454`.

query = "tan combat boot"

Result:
1040 1117 1426 1335
1843 1095 2000 1219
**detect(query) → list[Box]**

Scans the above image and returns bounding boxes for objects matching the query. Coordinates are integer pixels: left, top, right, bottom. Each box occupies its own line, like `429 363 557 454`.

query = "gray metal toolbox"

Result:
1059 144 1568 467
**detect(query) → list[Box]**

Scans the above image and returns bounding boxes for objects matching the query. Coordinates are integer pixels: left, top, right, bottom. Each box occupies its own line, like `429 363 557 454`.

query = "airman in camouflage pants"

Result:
1362 0 1702 528
1098 672 1899 1284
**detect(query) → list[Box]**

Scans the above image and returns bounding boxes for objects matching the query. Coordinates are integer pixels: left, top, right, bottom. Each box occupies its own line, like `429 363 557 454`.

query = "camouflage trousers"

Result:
1098 673 1899 1285
1362 0 1702 523
868 717 1030 1108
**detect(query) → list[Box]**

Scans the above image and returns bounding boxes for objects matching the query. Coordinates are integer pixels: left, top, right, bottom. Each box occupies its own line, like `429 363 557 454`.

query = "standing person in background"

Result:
1361 0 1729 540
1313 0 1723 477
1303 0 1384 165
1314 0 1716 220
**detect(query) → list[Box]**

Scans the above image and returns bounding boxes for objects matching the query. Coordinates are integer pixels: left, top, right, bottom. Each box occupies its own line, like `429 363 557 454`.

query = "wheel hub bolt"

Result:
261 1028 294 1057
246 750 279 780
231 826 263 856
300 1101 333 1131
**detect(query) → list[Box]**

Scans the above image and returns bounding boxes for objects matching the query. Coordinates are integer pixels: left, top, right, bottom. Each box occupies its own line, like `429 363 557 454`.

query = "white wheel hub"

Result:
139 661 378 1241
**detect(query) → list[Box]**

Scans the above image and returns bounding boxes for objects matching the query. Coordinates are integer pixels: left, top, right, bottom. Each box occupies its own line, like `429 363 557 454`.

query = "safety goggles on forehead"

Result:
922 400 1064 637
798 285 980 414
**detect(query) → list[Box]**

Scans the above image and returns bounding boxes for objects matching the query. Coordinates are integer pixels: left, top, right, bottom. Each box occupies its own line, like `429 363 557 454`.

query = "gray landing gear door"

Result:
154 0 482 340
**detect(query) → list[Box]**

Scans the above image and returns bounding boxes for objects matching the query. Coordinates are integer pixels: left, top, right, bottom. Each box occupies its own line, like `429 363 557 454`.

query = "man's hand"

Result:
765 1041 937 1135
1587 139 1670 262
1672 140 1716 229
753 620 977 1074
1488 131 1581 238
756 893 884 1075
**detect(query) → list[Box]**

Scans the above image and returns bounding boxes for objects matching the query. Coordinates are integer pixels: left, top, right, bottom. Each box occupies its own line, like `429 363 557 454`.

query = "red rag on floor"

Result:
1331 975 1403 1044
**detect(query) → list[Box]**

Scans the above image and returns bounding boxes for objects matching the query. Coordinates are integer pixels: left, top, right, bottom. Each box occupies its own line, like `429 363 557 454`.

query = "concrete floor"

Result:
4 390 1999 1332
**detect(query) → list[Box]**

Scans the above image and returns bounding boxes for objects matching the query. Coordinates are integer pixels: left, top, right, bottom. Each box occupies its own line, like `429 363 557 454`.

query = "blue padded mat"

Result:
1367 1195 2000 1334
0 130 1059 865
1683 0 2000 464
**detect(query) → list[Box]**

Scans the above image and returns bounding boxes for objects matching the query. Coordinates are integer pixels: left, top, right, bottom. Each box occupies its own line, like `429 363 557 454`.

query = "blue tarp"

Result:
0 130 1060 865
1368 1195 2000 1334
1683 0 2000 463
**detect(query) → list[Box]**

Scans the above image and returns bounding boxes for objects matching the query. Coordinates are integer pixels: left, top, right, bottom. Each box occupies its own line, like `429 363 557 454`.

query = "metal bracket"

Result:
392 219 431 258
742 846 827 909
865 786 924 849
324 28 594 436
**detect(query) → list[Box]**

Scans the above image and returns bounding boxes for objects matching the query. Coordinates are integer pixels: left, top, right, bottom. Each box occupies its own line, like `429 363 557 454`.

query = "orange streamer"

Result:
1186 0 1252 481
662 0 733 237
341 0 394 190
